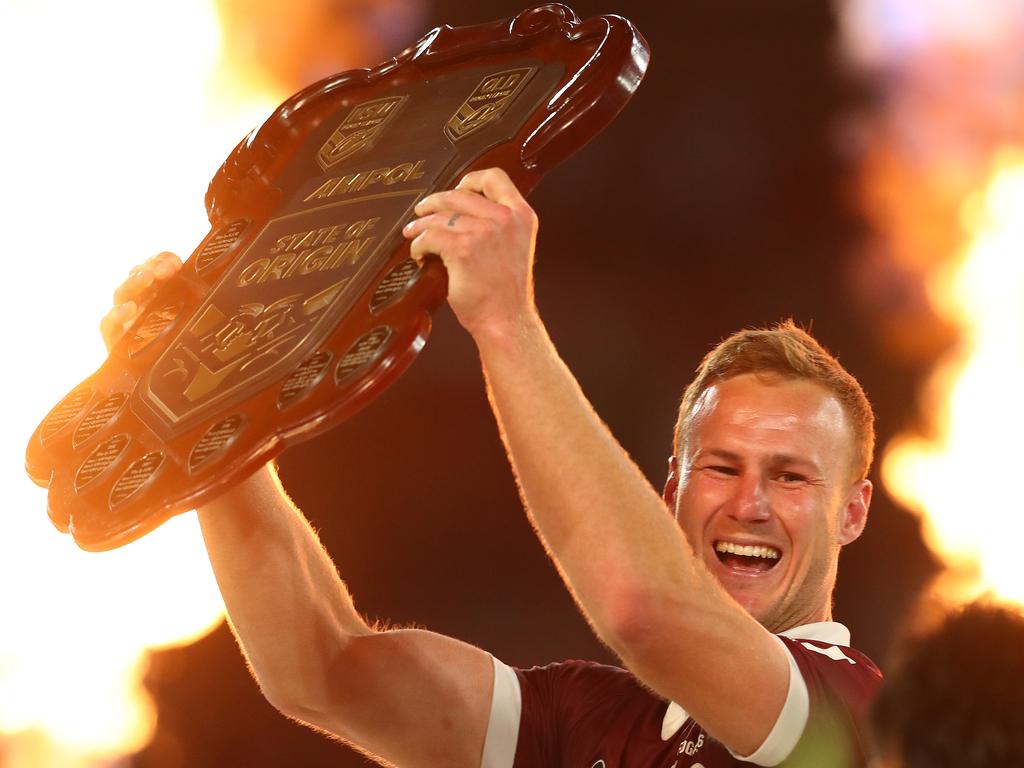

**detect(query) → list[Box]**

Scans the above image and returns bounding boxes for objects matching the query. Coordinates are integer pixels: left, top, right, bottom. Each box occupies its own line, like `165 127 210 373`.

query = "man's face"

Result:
671 373 870 632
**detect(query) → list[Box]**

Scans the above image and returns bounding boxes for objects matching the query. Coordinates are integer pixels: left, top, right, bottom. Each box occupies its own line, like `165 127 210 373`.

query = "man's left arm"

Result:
404 169 791 758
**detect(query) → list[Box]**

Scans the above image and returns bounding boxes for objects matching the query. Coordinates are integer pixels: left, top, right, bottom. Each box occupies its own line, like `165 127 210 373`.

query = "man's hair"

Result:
673 320 875 480
871 600 1024 767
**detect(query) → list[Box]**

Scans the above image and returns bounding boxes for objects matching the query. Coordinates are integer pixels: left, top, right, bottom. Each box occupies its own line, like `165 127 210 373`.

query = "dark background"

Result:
136 2 941 765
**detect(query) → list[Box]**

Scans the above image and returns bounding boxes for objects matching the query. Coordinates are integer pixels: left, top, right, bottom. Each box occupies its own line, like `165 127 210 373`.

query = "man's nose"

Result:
727 473 771 523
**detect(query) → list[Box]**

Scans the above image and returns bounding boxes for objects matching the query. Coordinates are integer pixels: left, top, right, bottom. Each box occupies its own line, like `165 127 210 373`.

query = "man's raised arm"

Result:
403 169 793 758
101 254 496 768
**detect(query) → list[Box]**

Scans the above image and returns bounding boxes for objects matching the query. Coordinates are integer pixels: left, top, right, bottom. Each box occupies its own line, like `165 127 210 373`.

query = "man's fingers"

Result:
408 228 467 265
115 252 182 305
129 251 181 278
100 301 138 353
150 258 178 279
413 168 526 218
455 167 525 208
150 251 182 277
113 270 155 305
402 211 480 240
104 252 182 351
413 187 504 220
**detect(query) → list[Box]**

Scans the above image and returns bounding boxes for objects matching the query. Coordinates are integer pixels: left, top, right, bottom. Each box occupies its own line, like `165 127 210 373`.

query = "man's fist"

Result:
402 168 539 340
99 252 182 353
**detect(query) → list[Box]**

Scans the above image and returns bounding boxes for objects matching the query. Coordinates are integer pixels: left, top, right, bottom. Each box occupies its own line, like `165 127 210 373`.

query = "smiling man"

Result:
670 333 876 635
404 169 882 767
105 168 880 768
462 334 881 767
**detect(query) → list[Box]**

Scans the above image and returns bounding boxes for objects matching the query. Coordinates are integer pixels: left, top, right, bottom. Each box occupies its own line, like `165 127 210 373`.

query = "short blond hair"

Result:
673 320 875 480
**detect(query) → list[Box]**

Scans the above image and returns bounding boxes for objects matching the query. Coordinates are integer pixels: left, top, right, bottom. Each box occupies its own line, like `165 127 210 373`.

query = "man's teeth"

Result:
715 541 780 560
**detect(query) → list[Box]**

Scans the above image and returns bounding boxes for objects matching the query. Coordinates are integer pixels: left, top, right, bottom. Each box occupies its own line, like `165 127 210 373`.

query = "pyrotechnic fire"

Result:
841 0 1024 605
883 152 1024 604
1 0 417 761
0 1 278 765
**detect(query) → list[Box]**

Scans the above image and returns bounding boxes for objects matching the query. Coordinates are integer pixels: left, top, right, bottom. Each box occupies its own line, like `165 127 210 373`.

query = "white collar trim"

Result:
660 621 850 741
778 621 849 646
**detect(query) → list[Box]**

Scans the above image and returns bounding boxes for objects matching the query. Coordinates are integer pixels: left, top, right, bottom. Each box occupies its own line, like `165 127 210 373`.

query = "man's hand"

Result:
402 167 539 340
99 251 182 352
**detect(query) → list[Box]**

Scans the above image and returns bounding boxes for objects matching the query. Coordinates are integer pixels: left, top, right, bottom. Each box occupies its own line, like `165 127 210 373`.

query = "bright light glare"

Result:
883 152 1024 605
0 0 280 764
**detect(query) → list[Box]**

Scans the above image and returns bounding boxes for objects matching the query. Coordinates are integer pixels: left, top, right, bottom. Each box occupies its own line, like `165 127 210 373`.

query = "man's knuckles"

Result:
100 302 138 351
113 273 153 304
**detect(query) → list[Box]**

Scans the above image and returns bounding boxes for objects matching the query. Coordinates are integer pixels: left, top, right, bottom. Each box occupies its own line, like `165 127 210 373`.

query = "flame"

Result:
839 0 1024 606
883 151 1024 604
0 0 279 765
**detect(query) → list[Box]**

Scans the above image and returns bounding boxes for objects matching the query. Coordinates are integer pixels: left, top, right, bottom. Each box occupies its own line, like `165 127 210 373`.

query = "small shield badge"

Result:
317 95 407 171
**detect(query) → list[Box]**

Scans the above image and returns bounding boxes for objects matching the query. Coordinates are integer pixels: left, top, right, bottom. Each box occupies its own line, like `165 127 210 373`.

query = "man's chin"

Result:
705 556 791 627
724 587 776 625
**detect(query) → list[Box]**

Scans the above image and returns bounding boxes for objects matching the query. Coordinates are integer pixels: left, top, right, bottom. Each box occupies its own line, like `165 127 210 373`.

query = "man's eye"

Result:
704 465 738 476
776 472 807 484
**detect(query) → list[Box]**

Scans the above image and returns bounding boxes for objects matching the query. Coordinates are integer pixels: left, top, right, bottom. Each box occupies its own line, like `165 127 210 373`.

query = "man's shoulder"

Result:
772 624 882 766
783 635 879 669
514 657 667 725
777 622 882 678
515 658 650 698
517 658 631 677
509 659 680 768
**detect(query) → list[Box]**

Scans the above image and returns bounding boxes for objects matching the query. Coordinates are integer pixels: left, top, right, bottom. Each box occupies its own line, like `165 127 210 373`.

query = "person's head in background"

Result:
871 599 1024 767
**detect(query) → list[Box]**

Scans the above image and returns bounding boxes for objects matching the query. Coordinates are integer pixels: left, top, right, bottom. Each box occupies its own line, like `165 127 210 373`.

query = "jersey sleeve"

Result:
775 637 882 766
482 656 523 768
482 656 637 768
729 636 811 766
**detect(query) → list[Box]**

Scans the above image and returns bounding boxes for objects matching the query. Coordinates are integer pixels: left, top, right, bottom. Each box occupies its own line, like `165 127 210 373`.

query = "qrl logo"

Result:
444 67 536 141
481 72 523 93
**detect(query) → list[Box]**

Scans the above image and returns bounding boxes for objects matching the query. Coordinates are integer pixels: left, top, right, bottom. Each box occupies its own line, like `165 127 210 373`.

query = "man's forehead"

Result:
689 374 850 441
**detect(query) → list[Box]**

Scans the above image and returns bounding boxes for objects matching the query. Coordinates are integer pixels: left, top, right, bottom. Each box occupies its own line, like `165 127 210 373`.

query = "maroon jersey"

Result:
482 623 881 768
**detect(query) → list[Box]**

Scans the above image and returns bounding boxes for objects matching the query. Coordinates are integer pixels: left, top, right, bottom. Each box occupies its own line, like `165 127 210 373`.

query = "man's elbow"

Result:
246 647 355 734
594 582 684 659
260 678 357 741
252 632 390 740
257 674 327 723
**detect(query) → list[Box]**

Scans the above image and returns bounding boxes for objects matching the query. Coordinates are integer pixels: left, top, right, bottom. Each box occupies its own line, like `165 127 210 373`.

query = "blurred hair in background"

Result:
871 600 1024 768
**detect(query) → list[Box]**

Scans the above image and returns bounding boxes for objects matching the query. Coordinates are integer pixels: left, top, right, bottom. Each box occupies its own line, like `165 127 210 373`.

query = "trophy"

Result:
25 4 649 551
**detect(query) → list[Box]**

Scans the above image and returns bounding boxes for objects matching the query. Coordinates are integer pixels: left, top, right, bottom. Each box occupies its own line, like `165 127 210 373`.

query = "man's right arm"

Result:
197 464 495 768
103 253 496 768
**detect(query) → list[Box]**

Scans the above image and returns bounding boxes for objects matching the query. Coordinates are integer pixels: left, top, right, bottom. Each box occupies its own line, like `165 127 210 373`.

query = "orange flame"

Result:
839 0 1024 607
0 0 279 765
883 150 1024 604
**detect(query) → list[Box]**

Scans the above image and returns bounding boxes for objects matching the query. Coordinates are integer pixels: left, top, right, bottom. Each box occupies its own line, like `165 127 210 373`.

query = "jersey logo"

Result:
801 641 857 664
678 732 705 759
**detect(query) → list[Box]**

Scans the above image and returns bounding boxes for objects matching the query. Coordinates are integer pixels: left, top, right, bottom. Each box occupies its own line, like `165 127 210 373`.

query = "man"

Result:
871 600 1024 767
103 168 880 767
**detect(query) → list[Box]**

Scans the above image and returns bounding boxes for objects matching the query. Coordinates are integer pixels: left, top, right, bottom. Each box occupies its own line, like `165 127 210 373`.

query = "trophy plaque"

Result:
25 4 649 551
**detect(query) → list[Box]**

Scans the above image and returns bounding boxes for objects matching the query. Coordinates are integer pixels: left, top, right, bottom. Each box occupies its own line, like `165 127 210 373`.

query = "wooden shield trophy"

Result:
25 4 649 551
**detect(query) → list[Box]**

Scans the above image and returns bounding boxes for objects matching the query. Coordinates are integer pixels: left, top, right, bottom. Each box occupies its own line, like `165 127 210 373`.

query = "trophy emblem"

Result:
318 96 408 170
445 68 536 141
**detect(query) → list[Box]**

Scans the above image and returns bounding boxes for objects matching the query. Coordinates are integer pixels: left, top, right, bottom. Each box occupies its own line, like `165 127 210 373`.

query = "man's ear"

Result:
663 455 679 507
838 479 872 545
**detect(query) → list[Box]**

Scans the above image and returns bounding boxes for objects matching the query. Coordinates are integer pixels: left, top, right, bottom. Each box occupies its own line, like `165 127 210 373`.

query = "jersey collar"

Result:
778 621 850 646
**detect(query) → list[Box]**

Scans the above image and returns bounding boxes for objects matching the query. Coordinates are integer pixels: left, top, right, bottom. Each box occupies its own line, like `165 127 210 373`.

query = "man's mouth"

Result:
714 540 781 573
